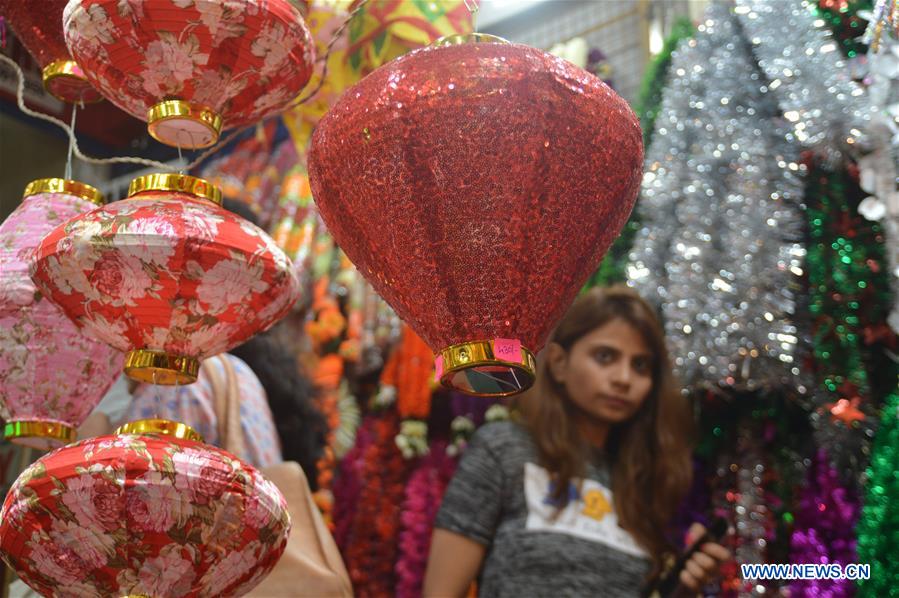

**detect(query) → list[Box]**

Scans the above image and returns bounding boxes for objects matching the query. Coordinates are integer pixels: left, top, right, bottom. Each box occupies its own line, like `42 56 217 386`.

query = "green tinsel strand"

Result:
804 162 897 477
813 0 872 59
857 391 899 597
584 18 694 290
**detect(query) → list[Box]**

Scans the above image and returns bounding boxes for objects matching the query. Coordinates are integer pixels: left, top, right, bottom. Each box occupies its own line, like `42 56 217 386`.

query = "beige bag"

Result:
203 356 353 597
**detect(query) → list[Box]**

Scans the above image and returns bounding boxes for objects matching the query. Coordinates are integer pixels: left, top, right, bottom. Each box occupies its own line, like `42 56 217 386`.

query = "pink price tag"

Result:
434 356 444 382
493 338 522 363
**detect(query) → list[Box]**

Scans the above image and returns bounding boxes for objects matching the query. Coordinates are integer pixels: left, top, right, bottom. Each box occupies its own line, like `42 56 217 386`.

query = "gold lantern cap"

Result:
147 99 223 149
127 173 222 206
42 59 102 104
3 420 76 450
115 418 204 443
124 349 201 386
435 338 536 397
431 33 511 47
23 178 104 206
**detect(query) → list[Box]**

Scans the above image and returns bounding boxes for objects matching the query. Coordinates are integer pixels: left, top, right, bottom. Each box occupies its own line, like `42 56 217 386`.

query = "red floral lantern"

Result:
30 173 300 386
63 0 316 148
0 0 102 103
308 35 643 397
0 179 122 449
0 419 290 597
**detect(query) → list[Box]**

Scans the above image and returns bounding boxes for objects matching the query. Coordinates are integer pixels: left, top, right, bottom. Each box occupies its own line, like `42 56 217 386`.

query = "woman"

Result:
424 286 730 597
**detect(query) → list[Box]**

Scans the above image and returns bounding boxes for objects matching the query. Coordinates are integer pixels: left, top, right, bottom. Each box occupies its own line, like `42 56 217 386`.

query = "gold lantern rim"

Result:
115 418 205 443
3 420 76 445
23 178 105 206
147 99 223 149
127 173 223 206
41 59 103 104
431 33 511 47
124 349 201 385
436 339 536 398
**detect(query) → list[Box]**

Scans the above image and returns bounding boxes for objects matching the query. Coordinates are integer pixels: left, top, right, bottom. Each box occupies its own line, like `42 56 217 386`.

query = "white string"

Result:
65 103 78 180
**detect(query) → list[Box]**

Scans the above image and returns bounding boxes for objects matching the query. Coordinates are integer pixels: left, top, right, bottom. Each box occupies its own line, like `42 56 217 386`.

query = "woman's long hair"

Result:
514 285 694 580
223 198 328 488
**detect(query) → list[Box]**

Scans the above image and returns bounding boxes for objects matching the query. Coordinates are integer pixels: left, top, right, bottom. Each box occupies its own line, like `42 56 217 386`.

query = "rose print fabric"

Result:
0 432 290 597
30 193 299 363
0 191 122 436
63 0 315 128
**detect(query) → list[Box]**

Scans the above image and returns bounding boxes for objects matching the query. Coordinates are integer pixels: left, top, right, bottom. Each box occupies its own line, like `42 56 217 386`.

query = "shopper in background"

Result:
424 286 730 597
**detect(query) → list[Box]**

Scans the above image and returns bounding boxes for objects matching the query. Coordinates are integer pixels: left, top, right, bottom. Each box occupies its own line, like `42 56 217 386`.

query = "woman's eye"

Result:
632 358 651 375
594 349 614 364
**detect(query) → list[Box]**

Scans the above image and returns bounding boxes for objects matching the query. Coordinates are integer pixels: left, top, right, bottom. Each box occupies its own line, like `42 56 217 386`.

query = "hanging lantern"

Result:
308 35 643 397
30 173 300 386
0 0 102 103
63 0 316 148
0 179 122 449
0 419 290 597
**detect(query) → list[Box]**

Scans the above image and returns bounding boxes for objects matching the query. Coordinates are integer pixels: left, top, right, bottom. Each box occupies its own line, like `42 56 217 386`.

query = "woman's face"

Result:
549 318 654 425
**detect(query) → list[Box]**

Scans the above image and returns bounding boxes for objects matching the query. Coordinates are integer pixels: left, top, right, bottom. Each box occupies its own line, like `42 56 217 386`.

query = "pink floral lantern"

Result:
30 173 300 386
0 419 291 597
0 179 122 449
63 0 316 148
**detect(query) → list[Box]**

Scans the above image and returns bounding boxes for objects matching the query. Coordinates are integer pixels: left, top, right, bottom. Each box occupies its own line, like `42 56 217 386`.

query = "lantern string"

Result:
65 102 78 181
463 0 480 33
285 0 371 110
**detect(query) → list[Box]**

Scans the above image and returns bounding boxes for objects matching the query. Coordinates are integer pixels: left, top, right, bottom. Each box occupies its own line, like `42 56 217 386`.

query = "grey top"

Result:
435 421 652 597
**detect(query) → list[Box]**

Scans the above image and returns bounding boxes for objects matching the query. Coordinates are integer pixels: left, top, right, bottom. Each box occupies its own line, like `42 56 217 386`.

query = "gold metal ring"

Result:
436 339 536 397
124 349 201 385
431 33 511 47
127 173 222 206
41 59 102 104
3 420 76 444
115 418 204 443
23 178 104 206
147 100 223 149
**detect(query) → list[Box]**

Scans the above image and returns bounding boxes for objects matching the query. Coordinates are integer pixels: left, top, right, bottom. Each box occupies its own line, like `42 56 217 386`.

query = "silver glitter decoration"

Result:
734 427 772 597
734 0 874 164
628 2 807 392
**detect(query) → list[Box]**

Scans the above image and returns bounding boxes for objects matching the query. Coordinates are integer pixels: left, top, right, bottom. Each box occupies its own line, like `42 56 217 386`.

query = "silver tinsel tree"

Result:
628 2 807 392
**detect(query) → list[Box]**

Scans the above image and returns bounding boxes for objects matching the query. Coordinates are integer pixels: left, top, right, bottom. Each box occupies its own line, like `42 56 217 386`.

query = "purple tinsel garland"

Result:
788 448 861 597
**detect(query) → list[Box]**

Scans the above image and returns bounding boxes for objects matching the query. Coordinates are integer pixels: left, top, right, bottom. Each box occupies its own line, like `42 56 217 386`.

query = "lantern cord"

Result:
463 0 480 33
65 103 78 181
285 0 371 110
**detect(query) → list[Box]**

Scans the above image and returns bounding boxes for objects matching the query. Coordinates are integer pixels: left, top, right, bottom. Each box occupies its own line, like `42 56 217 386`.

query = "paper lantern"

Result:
0 179 122 449
63 0 316 148
30 173 300 386
0 419 290 597
0 0 102 103
309 36 643 397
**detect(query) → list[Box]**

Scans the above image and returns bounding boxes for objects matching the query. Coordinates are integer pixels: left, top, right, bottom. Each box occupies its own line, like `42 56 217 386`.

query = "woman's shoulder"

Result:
470 420 535 454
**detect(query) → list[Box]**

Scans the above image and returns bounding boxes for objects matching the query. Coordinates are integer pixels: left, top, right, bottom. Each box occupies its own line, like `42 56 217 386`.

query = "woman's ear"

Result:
546 342 568 385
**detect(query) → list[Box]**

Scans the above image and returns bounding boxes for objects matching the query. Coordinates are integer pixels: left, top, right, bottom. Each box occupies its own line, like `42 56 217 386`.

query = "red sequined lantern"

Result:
0 420 290 597
63 0 316 148
30 174 300 385
0 0 101 103
0 179 122 448
309 36 643 397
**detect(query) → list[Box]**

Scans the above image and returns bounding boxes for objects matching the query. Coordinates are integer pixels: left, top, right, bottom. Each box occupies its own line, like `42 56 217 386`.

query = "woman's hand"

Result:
678 522 731 593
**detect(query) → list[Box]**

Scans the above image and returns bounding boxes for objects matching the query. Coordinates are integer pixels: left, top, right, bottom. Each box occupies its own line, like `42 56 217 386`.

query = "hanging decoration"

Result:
0 419 290 597
309 35 643 398
63 0 315 148
282 0 474 154
863 0 899 52
628 4 807 391
0 179 122 449
30 173 299 386
0 0 101 103
857 390 899 597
